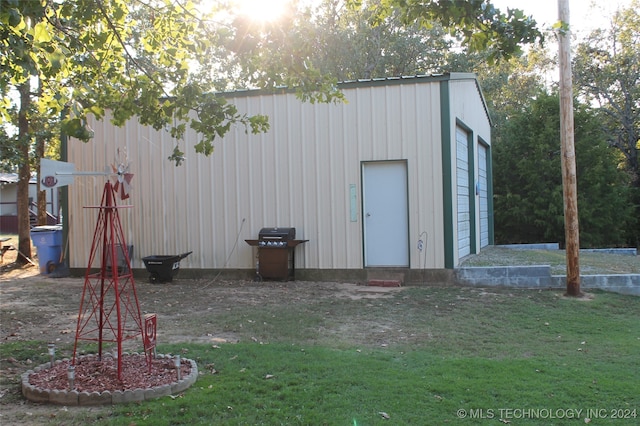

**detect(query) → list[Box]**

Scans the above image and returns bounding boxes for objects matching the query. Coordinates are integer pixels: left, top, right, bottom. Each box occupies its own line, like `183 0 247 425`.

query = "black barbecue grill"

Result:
246 227 308 280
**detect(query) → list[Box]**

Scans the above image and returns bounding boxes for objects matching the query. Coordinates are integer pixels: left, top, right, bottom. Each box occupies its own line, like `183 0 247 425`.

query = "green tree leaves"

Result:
573 1 639 187
494 93 634 247
351 0 543 63
572 0 640 246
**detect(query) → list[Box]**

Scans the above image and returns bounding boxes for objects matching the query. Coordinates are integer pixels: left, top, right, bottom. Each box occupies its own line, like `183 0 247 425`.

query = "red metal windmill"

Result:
68 156 153 380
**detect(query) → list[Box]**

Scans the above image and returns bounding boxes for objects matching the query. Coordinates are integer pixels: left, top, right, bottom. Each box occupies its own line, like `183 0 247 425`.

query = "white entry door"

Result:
362 161 409 267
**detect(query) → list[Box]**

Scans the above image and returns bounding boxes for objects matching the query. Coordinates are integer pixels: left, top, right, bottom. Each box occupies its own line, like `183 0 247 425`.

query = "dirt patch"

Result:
559 292 595 301
0 266 400 345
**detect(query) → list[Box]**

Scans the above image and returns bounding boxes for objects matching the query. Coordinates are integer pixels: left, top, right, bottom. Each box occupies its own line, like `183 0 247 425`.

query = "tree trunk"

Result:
16 82 32 266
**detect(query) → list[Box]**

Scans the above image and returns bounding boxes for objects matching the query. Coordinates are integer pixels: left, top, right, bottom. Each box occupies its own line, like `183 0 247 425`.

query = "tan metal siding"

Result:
408 83 446 268
67 79 484 271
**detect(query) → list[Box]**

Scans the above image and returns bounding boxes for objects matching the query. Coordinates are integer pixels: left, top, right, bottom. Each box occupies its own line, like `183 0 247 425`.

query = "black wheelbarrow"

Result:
142 251 192 283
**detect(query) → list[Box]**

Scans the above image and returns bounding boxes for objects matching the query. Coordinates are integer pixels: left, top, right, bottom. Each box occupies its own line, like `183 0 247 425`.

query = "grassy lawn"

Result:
2 286 639 425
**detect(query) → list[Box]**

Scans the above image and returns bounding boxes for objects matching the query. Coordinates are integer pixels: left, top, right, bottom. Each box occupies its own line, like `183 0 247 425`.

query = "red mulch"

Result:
27 353 191 393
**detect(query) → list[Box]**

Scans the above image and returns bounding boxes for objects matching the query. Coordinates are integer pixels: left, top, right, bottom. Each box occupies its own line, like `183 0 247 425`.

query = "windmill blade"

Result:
110 148 134 200
113 172 134 200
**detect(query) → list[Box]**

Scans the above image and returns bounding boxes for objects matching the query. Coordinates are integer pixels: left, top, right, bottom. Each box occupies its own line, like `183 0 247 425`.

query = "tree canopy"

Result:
573 0 639 187
349 0 542 63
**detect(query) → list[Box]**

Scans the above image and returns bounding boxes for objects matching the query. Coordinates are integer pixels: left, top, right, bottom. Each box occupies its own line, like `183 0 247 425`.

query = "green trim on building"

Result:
467 127 477 255
440 80 454 269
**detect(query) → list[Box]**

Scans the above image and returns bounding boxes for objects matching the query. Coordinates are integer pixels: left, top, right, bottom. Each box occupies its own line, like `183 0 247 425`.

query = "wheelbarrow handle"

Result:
179 251 193 260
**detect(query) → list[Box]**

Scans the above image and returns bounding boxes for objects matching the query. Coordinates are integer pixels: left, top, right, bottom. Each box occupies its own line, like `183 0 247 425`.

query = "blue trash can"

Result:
31 225 63 275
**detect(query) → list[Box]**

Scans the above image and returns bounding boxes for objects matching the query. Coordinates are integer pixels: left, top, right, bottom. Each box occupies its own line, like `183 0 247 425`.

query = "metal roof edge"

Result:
220 73 464 98
0 173 19 184
220 72 492 126
0 173 37 184
445 72 493 127
476 78 493 127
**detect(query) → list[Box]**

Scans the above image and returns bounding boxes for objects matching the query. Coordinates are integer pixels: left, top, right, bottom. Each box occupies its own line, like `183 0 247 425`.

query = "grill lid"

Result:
258 227 295 247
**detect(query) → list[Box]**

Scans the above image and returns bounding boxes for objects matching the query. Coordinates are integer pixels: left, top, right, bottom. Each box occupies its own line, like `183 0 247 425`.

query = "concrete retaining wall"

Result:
580 248 637 256
498 243 560 250
455 266 553 288
455 266 640 296
552 274 640 296
497 244 637 256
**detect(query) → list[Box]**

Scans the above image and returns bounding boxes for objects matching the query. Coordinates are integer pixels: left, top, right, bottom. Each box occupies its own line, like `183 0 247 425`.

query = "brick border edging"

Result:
21 353 199 405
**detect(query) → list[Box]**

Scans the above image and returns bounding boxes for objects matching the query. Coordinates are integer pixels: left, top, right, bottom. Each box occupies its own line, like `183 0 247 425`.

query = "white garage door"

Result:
456 127 471 258
478 143 489 248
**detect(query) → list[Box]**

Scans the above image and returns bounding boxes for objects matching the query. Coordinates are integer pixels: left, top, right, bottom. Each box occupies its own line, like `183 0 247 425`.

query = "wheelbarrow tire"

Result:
149 273 159 284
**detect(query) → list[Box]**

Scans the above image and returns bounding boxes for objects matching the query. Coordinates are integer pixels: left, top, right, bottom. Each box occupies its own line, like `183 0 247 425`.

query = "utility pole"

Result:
557 0 581 296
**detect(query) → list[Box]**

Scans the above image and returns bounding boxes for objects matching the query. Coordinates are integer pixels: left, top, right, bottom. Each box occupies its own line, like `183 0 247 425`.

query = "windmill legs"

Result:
72 182 147 380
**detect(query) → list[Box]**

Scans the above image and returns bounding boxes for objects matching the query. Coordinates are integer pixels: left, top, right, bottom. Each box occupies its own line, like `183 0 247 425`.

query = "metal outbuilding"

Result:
66 73 493 282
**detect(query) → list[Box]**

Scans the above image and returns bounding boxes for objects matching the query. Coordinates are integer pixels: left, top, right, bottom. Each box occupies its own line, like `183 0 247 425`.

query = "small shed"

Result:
67 73 493 281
